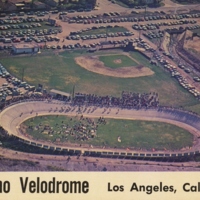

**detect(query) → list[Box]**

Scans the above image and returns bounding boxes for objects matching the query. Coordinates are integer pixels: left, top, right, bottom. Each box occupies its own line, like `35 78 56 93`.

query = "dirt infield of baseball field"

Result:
75 55 154 78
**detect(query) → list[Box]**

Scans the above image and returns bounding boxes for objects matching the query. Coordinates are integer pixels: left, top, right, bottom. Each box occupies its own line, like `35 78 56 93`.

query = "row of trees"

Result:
175 0 200 3
58 0 97 9
116 0 163 7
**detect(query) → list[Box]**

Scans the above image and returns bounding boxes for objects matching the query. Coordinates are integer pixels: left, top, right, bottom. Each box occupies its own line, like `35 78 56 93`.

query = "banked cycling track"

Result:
1 100 200 159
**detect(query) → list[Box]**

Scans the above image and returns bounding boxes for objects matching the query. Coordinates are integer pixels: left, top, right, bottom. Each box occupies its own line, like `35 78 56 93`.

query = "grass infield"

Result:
22 115 193 150
99 54 138 68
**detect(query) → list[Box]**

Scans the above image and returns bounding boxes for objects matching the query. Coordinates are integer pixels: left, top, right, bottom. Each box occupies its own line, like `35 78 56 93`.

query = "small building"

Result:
12 43 39 54
50 89 71 99
15 3 25 9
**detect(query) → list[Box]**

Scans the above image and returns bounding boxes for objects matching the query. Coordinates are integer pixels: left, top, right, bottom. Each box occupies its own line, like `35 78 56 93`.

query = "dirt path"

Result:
162 32 170 54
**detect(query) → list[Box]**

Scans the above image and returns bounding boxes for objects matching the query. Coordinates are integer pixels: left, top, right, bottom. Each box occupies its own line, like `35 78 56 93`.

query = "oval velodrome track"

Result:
1 100 200 158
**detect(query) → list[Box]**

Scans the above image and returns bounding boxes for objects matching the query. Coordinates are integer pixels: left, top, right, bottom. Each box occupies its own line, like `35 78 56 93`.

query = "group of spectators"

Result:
26 115 107 143
72 91 159 109
0 90 159 111
0 92 50 111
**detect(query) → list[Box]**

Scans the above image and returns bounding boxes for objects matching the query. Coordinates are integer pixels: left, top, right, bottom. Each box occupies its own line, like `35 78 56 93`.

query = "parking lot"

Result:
0 62 37 102
0 5 200 102
1 9 200 51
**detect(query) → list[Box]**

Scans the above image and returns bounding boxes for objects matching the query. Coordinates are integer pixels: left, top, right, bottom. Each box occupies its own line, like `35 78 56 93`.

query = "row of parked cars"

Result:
0 64 10 78
43 37 154 52
154 54 200 98
186 25 200 30
26 35 60 43
68 12 200 25
2 8 93 19
132 20 197 31
177 64 191 74
0 28 61 36
0 17 45 25
69 17 142 24
0 16 61 44
133 24 157 31
0 84 20 99
3 7 96 18
46 42 103 50
63 10 118 19
143 13 200 21
145 19 197 27
0 28 62 43
0 22 42 30
23 35 60 43
193 77 200 82
0 63 36 101
67 31 134 40
0 35 60 44
143 31 164 39
71 12 120 20
8 11 50 17
134 38 155 51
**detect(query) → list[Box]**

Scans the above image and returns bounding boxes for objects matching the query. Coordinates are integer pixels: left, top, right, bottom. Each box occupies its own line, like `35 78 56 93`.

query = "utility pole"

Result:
72 85 75 99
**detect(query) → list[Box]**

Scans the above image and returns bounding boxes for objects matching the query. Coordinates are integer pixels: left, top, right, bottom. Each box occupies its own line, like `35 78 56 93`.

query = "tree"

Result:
154 0 163 5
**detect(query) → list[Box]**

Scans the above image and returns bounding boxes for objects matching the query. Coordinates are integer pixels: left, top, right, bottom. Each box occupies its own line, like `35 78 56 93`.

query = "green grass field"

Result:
0 50 198 108
80 26 128 36
22 115 193 150
99 54 138 68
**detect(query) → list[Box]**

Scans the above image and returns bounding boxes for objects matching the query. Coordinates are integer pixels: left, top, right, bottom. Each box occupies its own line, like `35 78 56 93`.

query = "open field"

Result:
185 104 200 114
22 115 193 150
0 50 198 107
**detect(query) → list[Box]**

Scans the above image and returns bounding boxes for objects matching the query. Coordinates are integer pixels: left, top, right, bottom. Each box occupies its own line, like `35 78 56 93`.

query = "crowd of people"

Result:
72 91 159 109
25 115 107 143
0 91 159 111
